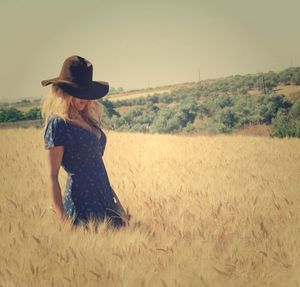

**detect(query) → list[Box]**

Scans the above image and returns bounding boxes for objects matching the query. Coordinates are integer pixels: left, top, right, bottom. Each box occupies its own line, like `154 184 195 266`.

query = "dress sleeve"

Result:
44 116 67 149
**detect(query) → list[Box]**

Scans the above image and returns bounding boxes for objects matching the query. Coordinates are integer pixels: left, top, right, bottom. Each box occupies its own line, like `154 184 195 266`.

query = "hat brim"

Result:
41 77 109 100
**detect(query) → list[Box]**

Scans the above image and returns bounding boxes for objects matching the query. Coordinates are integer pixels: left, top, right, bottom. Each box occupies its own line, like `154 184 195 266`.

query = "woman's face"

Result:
71 97 90 112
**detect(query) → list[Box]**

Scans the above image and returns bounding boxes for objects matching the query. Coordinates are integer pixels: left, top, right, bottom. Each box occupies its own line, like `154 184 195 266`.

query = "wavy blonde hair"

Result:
40 84 106 133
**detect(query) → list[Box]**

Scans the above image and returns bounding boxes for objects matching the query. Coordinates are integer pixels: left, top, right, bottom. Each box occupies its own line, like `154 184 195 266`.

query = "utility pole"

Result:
198 69 201 83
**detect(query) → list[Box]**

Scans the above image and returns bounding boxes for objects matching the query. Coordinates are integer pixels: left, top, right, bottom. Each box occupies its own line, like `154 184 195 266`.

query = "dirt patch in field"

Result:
233 124 271 136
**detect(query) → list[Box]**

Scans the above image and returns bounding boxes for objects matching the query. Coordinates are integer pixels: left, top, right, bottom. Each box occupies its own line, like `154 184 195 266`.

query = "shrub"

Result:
270 109 289 137
24 108 41 120
0 108 24 122
270 107 300 137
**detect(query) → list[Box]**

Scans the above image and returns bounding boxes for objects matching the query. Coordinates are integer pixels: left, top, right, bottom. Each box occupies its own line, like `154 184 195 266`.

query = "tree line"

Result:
1 66 299 137
99 93 300 137
0 107 41 122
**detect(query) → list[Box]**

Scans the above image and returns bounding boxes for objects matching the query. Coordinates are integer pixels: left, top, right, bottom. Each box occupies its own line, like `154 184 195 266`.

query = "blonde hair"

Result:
40 84 106 133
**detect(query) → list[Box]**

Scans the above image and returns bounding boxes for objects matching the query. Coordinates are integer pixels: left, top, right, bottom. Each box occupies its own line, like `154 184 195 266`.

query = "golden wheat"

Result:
0 127 299 286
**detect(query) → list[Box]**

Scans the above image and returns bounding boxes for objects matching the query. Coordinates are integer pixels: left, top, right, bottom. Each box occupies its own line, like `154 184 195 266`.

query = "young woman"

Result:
40 55 130 230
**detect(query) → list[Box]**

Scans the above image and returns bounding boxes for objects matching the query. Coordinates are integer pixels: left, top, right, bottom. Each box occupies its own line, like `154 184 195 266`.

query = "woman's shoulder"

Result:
47 114 68 125
44 115 70 148
45 115 70 133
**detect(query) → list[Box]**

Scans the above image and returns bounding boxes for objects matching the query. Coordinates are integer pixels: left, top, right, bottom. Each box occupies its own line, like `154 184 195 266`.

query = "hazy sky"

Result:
0 0 299 101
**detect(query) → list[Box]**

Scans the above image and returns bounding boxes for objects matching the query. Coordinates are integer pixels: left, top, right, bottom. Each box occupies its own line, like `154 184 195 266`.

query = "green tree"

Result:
0 107 24 122
271 109 300 137
99 99 120 117
218 107 239 130
24 108 41 120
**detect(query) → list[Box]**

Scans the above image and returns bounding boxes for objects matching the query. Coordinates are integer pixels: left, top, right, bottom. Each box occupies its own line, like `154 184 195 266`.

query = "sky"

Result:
0 0 300 102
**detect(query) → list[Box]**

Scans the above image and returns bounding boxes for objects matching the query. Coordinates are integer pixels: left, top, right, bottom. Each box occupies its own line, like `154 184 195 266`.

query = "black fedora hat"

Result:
41 55 109 100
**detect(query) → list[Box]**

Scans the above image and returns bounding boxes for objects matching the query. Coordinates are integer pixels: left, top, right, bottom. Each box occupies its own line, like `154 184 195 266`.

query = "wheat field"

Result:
0 128 299 287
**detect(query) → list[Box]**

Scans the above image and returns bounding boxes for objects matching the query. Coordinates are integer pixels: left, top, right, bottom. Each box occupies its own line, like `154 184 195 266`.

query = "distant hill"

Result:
106 67 300 102
1 66 300 137
2 66 300 107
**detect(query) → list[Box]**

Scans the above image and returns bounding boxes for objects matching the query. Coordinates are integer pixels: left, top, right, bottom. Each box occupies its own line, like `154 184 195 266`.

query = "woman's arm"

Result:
45 146 67 221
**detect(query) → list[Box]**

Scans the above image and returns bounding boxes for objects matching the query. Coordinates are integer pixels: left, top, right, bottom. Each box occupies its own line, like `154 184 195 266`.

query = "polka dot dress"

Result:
44 114 125 229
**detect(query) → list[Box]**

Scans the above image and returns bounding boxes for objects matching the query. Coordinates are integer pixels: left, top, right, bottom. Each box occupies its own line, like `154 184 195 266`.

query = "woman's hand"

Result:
57 209 68 221
111 187 131 225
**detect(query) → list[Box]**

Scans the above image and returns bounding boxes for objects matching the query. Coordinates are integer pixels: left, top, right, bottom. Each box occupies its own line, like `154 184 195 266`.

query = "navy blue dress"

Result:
44 114 125 229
